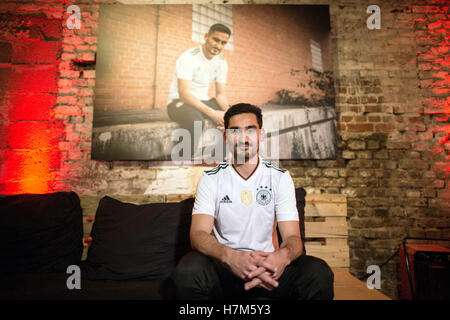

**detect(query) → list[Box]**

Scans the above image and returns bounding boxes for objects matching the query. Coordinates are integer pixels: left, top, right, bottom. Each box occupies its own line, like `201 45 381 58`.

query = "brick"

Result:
58 78 73 88
368 115 381 122
56 95 78 106
374 150 389 159
356 208 374 218
76 51 96 61
286 167 307 177
0 66 12 96
375 123 396 132
11 40 61 64
52 105 82 117
341 116 353 122
305 168 322 177
59 68 80 78
6 93 55 121
342 150 356 159
348 140 366 150
323 168 339 178
405 151 421 159
314 177 346 188
356 151 372 159
390 150 406 161
83 70 96 79
429 198 450 210
406 190 421 198
6 65 58 94
398 159 429 169
433 162 449 173
30 15 63 41
6 121 52 149
347 159 379 168
79 88 94 96
68 148 88 161
437 189 450 199
347 123 374 132
316 160 345 168
379 160 398 170
347 177 377 187
357 169 374 178
423 171 436 179
364 105 382 113
350 218 384 229
386 141 411 149
0 41 12 63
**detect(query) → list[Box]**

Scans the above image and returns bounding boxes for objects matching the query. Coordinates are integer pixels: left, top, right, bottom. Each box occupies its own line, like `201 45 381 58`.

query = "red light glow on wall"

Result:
416 6 450 178
0 13 64 194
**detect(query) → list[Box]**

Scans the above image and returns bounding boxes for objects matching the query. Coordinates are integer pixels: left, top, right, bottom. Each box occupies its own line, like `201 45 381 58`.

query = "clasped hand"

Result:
228 250 290 291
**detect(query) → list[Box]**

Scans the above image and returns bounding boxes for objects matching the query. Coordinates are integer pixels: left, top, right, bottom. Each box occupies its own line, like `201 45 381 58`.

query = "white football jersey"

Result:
167 46 228 104
193 157 299 252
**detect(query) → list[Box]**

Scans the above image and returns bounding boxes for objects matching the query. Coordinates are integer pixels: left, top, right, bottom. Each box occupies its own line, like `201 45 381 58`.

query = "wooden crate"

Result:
303 194 390 300
304 194 349 270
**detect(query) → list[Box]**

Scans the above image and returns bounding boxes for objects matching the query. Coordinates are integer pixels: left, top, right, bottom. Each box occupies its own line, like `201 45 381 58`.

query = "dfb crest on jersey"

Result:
256 186 272 206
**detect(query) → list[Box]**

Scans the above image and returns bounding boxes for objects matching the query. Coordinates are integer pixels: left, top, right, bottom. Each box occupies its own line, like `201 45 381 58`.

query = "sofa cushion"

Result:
83 196 193 281
0 191 83 275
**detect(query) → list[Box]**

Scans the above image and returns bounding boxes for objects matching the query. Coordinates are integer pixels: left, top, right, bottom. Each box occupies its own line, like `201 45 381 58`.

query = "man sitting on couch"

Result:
172 103 334 299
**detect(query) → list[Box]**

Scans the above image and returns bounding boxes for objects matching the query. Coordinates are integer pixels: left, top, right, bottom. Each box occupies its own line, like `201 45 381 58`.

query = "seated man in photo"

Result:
167 23 231 158
172 103 334 299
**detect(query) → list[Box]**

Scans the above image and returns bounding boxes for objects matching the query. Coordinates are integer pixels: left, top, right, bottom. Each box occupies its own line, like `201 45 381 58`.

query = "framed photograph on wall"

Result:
91 4 338 162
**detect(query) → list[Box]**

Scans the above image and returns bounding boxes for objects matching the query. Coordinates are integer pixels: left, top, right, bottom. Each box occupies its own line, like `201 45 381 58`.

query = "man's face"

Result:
224 113 263 164
203 31 229 59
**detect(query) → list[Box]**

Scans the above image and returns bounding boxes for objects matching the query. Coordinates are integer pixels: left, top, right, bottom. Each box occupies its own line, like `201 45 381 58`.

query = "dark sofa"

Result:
0 189 306 300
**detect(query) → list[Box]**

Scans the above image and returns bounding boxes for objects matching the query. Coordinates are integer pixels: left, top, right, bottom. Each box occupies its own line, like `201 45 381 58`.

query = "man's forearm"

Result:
191 230 233 264
215 93 229 111
278 235 303 264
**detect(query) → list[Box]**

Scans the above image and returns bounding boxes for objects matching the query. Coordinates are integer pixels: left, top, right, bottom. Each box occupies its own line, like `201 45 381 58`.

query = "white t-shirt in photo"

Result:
192 157 299 253
167 46 228 105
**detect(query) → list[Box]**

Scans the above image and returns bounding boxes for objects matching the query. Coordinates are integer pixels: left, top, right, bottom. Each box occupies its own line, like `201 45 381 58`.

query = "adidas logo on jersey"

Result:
220 195 232 203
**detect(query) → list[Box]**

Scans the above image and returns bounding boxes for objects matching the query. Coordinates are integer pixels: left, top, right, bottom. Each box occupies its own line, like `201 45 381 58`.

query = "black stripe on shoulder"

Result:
262 160 286 173
204 162 229 175
190 47 200 55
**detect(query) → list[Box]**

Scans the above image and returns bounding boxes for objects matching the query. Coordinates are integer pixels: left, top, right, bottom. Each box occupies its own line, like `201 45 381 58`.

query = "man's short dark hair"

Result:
208 23 231 36
224 103 263 129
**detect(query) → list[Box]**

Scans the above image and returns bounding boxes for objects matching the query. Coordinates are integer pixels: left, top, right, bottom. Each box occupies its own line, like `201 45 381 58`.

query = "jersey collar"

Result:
230 156 261 182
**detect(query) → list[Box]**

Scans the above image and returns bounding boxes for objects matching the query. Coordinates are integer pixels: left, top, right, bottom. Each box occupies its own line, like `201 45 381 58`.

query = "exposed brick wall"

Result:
0 0 449 299
282 0 449 299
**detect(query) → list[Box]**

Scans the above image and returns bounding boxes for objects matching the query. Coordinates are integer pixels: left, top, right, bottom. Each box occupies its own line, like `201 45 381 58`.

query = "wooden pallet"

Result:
304 194 350 271
79 193 391 300
303 194 390 300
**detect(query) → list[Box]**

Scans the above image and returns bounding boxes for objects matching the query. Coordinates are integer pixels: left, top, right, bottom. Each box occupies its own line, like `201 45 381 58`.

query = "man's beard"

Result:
207 45 220 56
232 142 259 164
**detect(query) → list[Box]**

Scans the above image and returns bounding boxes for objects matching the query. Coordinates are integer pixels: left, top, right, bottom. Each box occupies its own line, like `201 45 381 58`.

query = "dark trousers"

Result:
171 251 334 300
167 98 223 158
